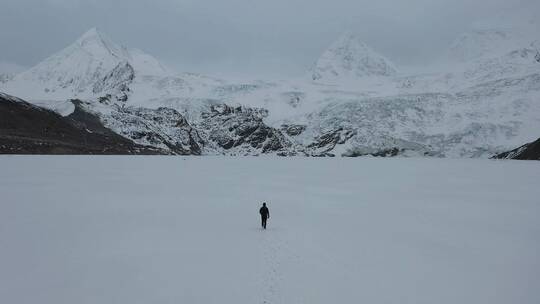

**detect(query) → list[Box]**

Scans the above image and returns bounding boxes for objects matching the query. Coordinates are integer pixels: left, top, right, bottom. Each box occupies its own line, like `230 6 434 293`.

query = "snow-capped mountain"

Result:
2 28 170 101
1 23 540 158
311 32 397 81
430 24 540 90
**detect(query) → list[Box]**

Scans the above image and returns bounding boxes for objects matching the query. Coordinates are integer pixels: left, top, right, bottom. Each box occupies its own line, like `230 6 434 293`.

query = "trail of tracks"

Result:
260 229 286 304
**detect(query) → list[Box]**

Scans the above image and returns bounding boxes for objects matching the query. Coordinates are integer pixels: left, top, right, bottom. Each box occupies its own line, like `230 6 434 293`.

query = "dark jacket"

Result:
259 206 269 219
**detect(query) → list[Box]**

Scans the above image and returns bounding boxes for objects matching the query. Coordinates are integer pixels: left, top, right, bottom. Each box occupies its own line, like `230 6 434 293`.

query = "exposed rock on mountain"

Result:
493 137 540 160
2 24 540 158
0 93 161 154
305 128 356 156
92 61 135 102
197 104 293 155
342 137 433 158
281 124 306 137
71 101 296 156
93 104 203 155
2 28 168 100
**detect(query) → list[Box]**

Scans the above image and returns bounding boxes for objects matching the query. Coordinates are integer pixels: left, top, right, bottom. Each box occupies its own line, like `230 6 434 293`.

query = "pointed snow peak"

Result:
76 27 109 46
71 28 169 75
74 27 128 59
79 27 101 39
3 27 172 100
312 32 397 81
4 27 133 99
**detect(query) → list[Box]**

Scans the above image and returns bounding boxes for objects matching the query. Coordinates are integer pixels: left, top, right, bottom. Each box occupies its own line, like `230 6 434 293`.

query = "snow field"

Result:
0 156 539 304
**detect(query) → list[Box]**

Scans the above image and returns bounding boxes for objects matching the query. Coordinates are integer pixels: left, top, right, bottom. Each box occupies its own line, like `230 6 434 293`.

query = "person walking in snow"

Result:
259 202 270 229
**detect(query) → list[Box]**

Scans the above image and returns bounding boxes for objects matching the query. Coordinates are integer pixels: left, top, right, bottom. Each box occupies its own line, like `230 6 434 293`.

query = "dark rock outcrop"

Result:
281 124 306 136
198 104 292 154
94 104 203 155
0 93 162 154
343 147 401 157
306 127 355 156
492 138 540 160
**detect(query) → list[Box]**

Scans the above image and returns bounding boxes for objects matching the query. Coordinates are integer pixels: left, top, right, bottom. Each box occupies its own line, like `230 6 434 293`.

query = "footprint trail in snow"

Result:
259 229 291 304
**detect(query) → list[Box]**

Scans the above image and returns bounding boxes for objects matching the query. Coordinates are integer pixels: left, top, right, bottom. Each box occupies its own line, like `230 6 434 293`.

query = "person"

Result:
259 202 270 229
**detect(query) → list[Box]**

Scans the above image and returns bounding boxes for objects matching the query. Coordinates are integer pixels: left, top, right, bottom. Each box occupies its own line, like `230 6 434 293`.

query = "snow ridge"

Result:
2 28 169 100
1 22 540 158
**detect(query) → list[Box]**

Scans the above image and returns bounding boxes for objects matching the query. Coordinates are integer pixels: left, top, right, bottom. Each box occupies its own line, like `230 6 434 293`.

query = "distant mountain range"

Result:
1 22 539 158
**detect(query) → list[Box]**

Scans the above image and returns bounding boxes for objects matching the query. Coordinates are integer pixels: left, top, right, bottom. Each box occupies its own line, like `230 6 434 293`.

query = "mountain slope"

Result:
2 28 169 101
1 24 540 158
493 137 540 160
0 93 162 154
449 28 518 63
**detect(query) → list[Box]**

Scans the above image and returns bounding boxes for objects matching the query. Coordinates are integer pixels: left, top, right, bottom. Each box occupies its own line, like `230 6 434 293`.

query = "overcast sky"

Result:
0 0 537 78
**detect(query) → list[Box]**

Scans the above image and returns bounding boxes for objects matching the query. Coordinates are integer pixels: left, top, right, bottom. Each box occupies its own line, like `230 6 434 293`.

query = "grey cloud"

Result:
0 0 536 78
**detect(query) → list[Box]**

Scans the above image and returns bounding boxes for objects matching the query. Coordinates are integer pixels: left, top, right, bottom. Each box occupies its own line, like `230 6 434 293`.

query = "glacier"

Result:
1 24 540 157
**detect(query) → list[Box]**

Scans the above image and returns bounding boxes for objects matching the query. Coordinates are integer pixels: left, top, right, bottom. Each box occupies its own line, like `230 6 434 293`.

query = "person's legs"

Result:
261 216 265 229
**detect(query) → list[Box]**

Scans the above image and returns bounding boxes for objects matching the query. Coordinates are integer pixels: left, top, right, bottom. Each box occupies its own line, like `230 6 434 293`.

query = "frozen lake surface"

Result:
1 156 539 304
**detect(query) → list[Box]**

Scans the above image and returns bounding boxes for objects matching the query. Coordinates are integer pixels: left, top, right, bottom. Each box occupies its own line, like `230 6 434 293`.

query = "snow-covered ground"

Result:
1 157 538 304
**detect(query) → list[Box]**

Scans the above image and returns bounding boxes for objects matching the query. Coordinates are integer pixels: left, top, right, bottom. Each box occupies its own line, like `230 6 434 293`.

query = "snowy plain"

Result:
0 156 539 304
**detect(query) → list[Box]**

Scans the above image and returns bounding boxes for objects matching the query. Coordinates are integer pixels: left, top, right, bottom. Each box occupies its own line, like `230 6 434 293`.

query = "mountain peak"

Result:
312 32 397 81
73 27 128 59
4 27 170 100
76 27 110 47
79 27 101 39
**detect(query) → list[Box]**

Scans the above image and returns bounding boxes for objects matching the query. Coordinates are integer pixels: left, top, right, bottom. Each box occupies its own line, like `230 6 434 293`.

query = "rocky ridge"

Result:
1 25 540 158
